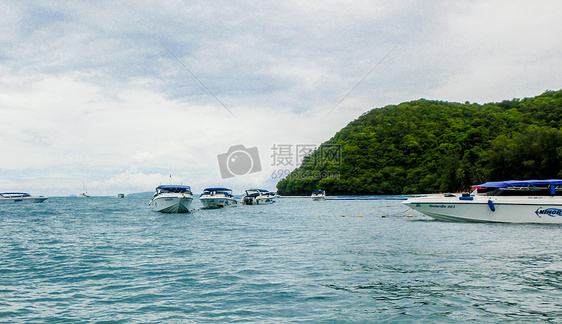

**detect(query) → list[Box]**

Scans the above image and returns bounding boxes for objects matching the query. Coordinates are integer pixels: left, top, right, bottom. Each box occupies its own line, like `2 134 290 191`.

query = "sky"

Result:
1 0 562 196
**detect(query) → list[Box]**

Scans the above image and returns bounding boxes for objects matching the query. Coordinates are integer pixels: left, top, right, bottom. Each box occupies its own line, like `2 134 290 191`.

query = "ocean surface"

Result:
1 196 562 323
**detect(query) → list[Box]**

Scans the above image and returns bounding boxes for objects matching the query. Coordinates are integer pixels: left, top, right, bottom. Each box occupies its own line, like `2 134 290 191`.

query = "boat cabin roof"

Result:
0 192 31 197
156 185 192 194
475 179 562 188
157 185 191 190
203 187 232 192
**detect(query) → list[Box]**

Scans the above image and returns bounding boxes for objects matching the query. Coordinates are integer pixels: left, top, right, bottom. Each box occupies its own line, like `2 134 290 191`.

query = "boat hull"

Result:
256 197 275 205
404 195 562 223
151 195 193 213
0 197 48 204
311 196 325 201
242 197 275 205
199 197 237 209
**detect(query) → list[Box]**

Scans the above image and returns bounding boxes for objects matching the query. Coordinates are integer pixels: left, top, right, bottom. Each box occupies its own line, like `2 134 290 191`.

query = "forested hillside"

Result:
276 90 562 195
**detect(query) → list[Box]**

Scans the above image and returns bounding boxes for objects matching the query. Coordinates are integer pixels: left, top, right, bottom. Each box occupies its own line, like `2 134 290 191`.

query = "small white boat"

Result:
311 190 326 201
199 187 237 209
0 192 48 204
403 179 562 223
149 185 193 213
78 181 89 197
242 189 276 205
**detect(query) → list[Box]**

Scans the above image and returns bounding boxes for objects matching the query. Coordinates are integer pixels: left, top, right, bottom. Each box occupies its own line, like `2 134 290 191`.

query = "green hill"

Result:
276 90 562 195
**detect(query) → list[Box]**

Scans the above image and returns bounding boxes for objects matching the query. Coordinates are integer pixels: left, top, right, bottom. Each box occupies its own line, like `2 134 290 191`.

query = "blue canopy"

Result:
0 192 30 195
203 187 231 192
475 179 562 188
156 185 191 190
312 190 325 194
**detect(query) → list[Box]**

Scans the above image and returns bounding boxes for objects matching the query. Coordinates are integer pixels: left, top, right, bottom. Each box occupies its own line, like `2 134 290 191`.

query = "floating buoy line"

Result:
314 208 415 219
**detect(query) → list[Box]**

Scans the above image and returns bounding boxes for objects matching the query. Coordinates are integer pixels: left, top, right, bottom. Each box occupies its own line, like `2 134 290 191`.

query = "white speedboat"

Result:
242 189 276 205
311 190 326 201
149 185 193 213
0 192 48 204
199 187 237 209
403 179 562 223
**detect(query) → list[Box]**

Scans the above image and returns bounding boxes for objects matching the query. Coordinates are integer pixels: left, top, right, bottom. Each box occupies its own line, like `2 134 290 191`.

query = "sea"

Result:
1 195 561 323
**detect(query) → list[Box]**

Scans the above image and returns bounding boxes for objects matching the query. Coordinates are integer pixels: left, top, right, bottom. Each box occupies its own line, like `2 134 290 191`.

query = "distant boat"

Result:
149 185 193 213
403 179 562 223
78 181 89 197
0 192 48 204
199 187 237 209
242 189 276 205
117 193 125 198
311 190 326 201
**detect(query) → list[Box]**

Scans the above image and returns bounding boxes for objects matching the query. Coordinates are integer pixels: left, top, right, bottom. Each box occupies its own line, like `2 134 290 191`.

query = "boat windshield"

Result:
156 186 192 194
201 188 233 197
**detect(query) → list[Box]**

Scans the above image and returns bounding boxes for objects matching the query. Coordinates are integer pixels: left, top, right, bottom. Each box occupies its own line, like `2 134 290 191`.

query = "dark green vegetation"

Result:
276 90 562 195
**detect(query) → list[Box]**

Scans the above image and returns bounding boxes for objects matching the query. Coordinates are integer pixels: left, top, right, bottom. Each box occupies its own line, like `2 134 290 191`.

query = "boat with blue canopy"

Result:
403 179 562 223
199 187 237 209
0 192 48 204
149 185 193 213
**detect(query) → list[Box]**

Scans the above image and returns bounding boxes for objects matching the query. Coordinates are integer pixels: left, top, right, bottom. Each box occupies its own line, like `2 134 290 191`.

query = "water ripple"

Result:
1 197 562 322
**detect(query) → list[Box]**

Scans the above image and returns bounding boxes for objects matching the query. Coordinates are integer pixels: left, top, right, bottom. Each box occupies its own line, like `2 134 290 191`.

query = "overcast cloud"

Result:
1 0 561 196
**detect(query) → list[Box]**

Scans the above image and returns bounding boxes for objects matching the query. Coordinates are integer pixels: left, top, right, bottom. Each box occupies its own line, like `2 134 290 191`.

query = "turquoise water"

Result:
1 196 561 323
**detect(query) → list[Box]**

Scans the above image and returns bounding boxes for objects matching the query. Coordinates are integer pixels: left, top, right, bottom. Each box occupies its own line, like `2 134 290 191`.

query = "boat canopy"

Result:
156 185 191 192
312 190 325 194
156 185 191 194
0 192 31 197
203 187 231 192
475 179 562 188
0 192 31 195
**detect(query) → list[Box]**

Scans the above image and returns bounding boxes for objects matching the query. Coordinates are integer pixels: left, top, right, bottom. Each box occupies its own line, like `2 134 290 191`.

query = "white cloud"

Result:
425 0 562 102
1 0 561 195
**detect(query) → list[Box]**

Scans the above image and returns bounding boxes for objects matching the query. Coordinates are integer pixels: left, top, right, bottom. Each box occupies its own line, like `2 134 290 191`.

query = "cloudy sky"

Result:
1 0 561 196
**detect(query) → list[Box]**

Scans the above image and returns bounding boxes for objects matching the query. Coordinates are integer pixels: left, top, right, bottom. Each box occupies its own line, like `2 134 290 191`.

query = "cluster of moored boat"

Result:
5 179 562 224
148 186 278 213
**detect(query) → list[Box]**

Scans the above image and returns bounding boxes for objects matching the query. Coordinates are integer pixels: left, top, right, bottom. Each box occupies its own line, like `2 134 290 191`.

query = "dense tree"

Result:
276 90 562 195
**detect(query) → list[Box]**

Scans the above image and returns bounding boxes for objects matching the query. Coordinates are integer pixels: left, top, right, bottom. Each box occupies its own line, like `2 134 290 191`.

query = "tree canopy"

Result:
276 90 562 195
